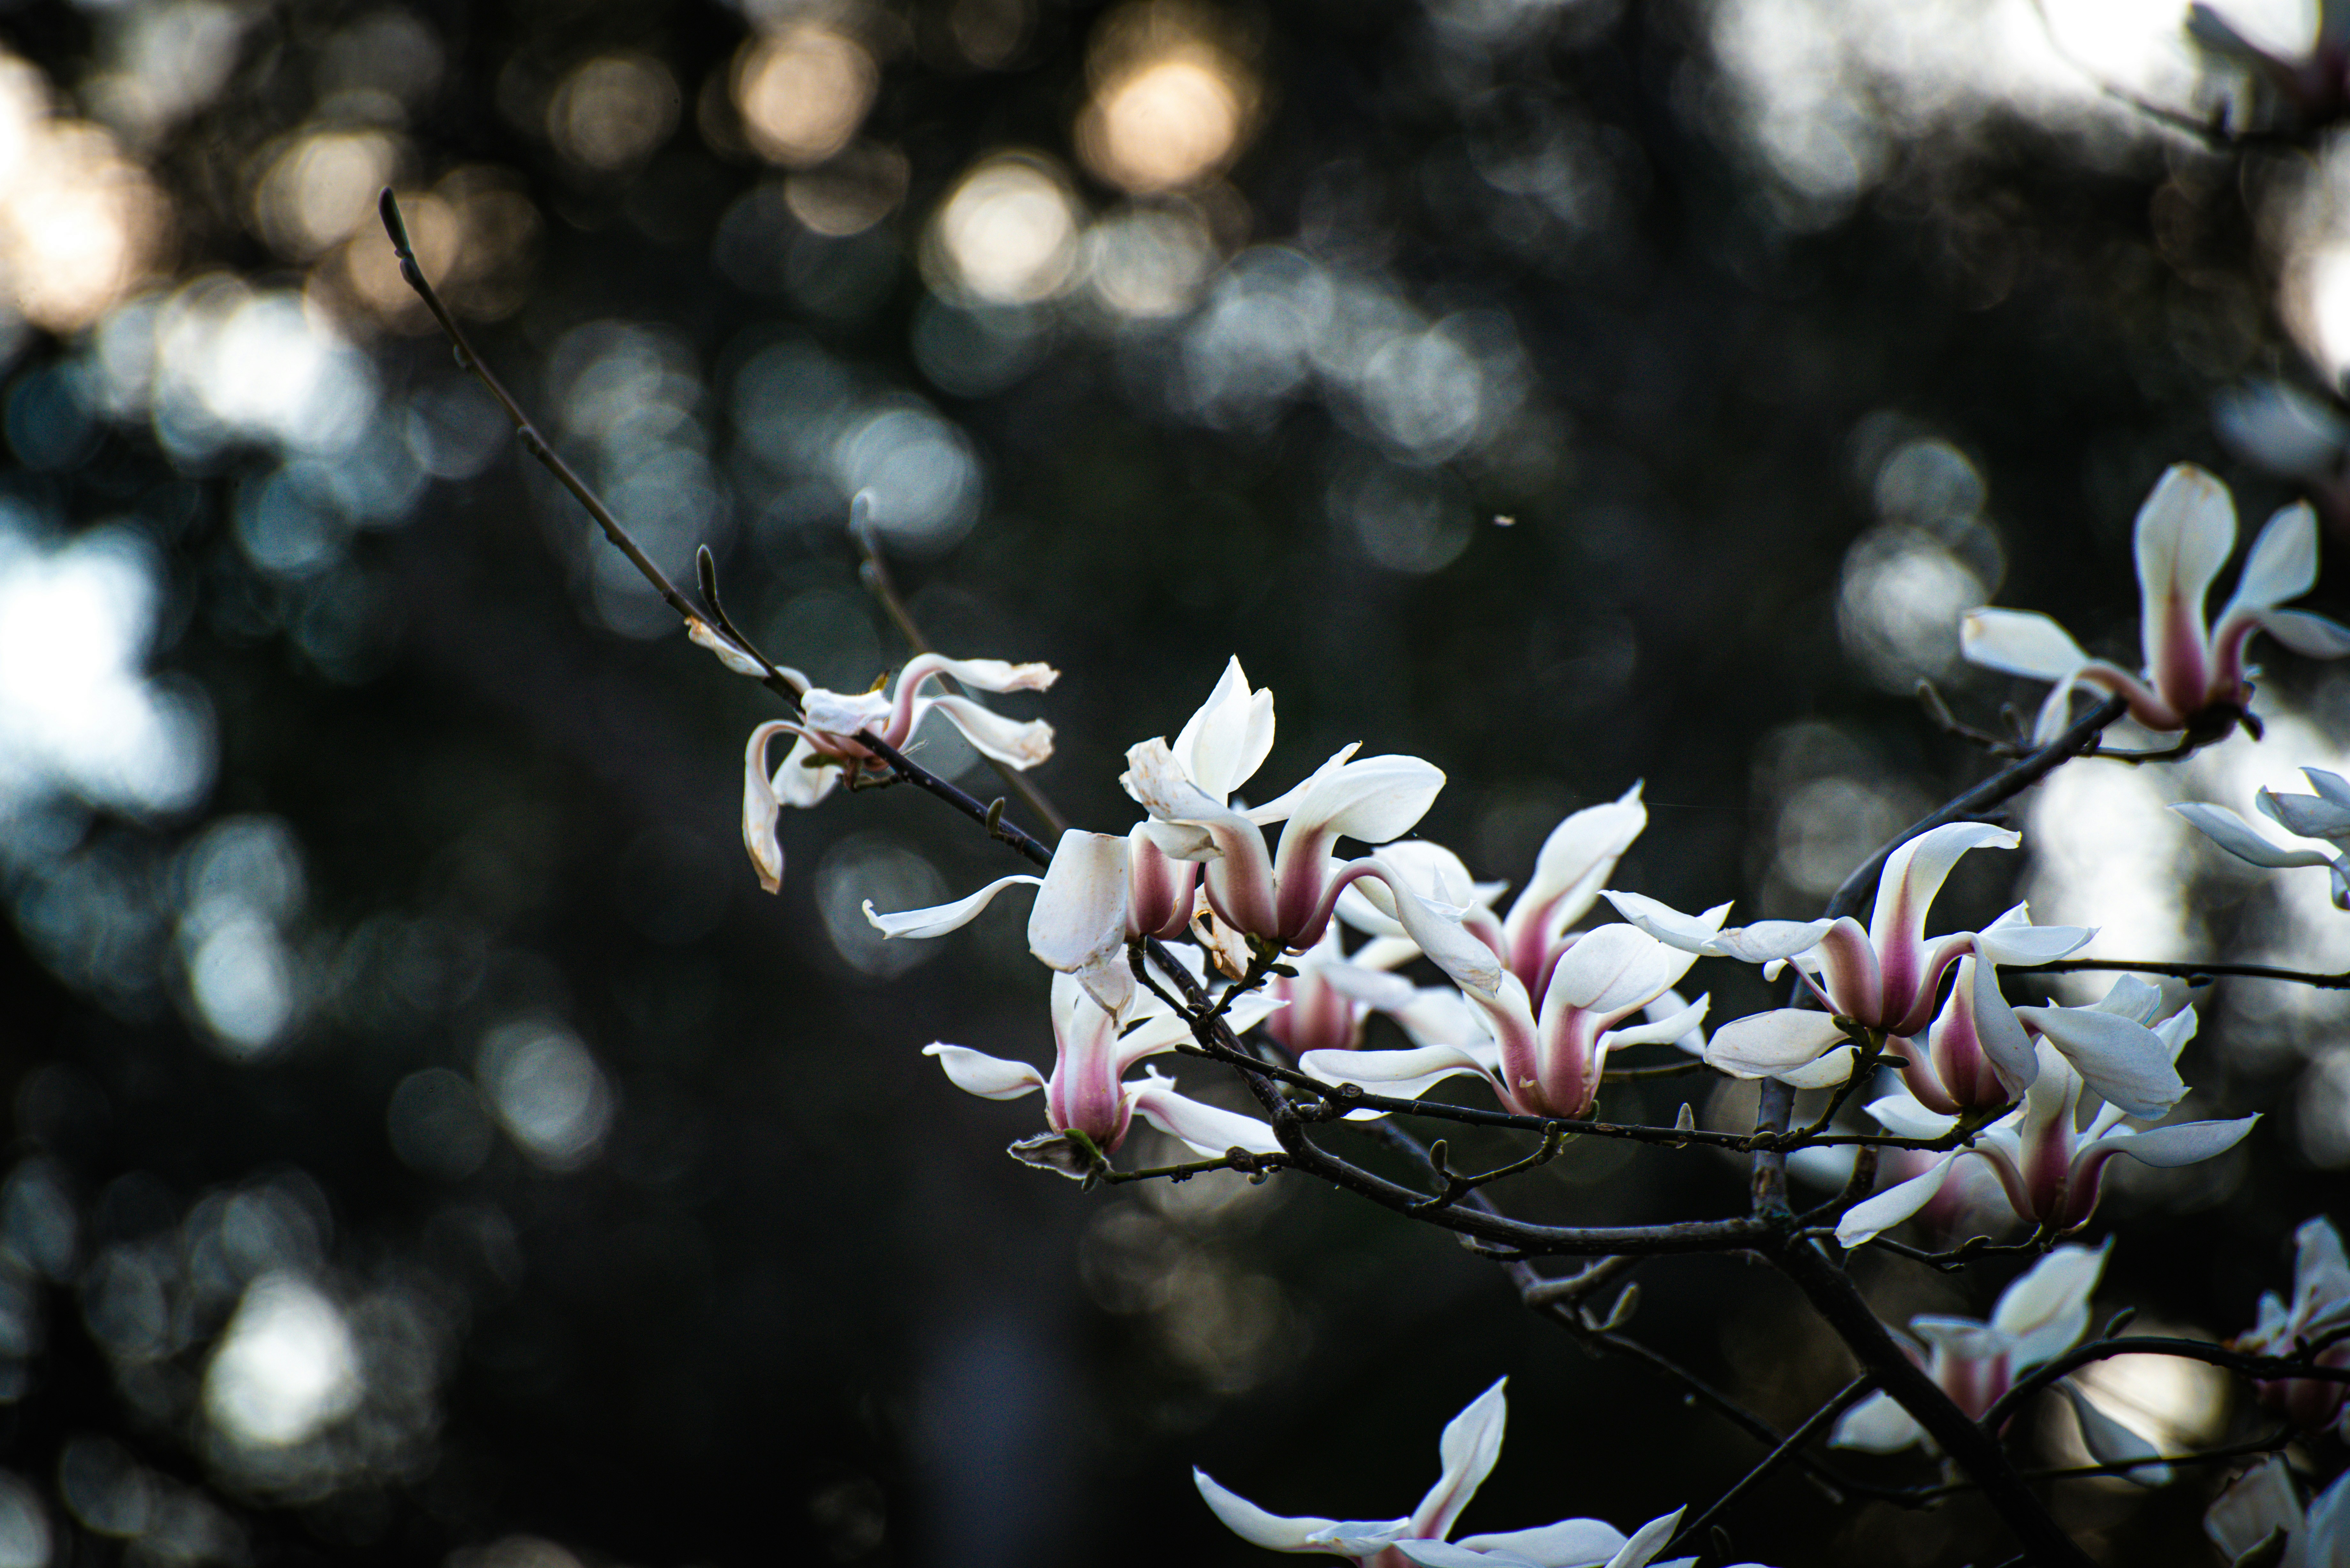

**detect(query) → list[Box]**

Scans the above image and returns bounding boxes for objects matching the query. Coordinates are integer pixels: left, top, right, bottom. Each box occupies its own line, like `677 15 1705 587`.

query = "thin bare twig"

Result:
1663 1374 1879 1552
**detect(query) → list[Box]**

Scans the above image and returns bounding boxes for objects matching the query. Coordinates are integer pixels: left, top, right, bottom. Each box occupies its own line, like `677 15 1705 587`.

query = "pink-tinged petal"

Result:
896 652 1058 697
1365 859 1510 998
2059 1383 2172 1487
1830 1391 1924 1453
1868 823 2019 997
2222 502 2321 622
741 720 796 893
1408 1378 1509 1542
1124 739 1281 936
800 686 892 740
1964 953 2038 1100
921 1043 1045 1100
1813 918 1884 1026
1307 1521 1420 1556
1126 1073 1282 1158
1837 1153 1964 1248
1546 923 1697 1019
1960 607 2094 680
768 731 846 807
1993 1241 2109 1373
1170 656 1277 804
1126 822 1198 940
2203 1456 2302 1560
865 874 1042 939
1273 754 1448 922
1704 1010 1851 1080
1193 1468 1353 1555
2134 463 2236 703
1599 1509 1685 1568
922 694 1056 769
2175 802 2337 868
1028 831 1129 978
1452 1519 1630 1567
2014 1004 2185 1119
1502 784 1647 970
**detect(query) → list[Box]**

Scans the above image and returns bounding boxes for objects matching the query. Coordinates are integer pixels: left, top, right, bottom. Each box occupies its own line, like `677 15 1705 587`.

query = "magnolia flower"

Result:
924 969 1282 1171
1833 1243 2108 1451
2175 768 2350 908
2233 1216 2350 1432
1836 998 2255 1248
2207 1456 2350 1568
1194 1379 1717 1568
1961 464 2350 743
1607 823 2094 1092
739 653 1058 892
1264 924 1420 1059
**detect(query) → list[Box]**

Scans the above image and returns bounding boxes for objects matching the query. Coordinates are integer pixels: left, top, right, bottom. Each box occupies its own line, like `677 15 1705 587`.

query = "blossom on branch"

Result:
1607 823 2094 1093
1194 1378 1726 1568
2207 1455 2350 1568
1836 986 2254 1248
923 968 1282 1174
2175 768 2350 908
1961 464 2350 743
738 652 1058 891
2232 1216 2350 1433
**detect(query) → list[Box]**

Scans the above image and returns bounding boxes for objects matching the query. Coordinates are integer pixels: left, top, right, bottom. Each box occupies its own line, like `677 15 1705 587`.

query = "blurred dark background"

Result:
2 0 2349 1562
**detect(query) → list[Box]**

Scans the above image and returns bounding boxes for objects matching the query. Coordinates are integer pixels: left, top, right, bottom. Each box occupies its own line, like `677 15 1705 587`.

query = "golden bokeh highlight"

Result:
0 51 169 334
785 143 909 236
733 24 878 167
1076 3 1257 194
252 129 404 259
926 153 1083 305
547 54 679 171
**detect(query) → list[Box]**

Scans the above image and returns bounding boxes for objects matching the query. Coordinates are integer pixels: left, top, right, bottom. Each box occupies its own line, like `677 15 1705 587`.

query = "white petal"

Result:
2060 1383 2172 1487
1830 1391 1924 1453
1295 754 1448 847
742 720 795 894
2223 502 2321 619
801 686 891 736
1601 993 1710 1052
921 1043 1044 1100
2093 1114 2259 1168
1601 1509 1685 1568
2134 463 2238 674
1548 923 1695 1018
904 653 1058 694
1314 961 1422 1015
1870 822 2019 958
1393 1542 1537 1568
2013 1005 2186 1119
924 694 1056 768
687 616 772 676
2172 803 2335 868
1029 831 1129 976
1454 1519 1630 1567
1373 860 1507 997
1993 1241 2109 1371
865 874 1041 939
1703 1010 1850 1079
1975 918 2096 965
1128 1075 1283 1157
1712 918 1830 964
1597 890 1736 954
1837 1153 1962 1248
1171 656 1277 803
2307 768 2350 810
1775 1045 1861 1089
1408 1377 1508 1542
2203 1455 2302 1560
1867 1092 1961 1140
1193 1469 1350 1553
1298 1045 1492 1110
2261 788 2350 841
1960 607 2094 680
1504 784 1648 948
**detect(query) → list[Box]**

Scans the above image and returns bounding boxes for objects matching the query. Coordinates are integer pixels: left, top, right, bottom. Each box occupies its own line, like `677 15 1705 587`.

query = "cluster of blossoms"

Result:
691 457 2350 1555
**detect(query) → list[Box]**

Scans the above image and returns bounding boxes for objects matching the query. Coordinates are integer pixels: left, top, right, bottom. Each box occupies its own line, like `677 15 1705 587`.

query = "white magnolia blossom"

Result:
1195 1378 1750 1568
1837 984 2255 1248
1961 464 2350 743
2175 768 2350 908
924 967 1283 1171
1608 823 2094 1095
738 652 1058 891
2234 1216 2350 1432
1833 1243 2109 1452
2206 1455 2350 1568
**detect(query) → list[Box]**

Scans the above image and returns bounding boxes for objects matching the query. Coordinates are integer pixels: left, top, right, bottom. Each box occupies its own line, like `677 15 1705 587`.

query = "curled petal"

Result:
1869 822 2019 971
900 652 1058 695
1407 1378 1508 1542
1127 1072 1283 1158
769 732 844 808
2306 768 2350 810
1704 1010 1851 1080
1364 860 1508 997
2060 1382 2172 1487
2172 803 2336 868
1193 1468 1351 1554
924 695 1056 768
922 1043 1045 1100
742 720 796 893
1865 1092 1960 1140
1831 1391 1923 1454
865 874 1040 939
1961 607 2094 680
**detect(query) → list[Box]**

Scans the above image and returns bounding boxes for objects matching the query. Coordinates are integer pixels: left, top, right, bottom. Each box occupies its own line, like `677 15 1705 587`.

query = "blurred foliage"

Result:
1 0 2349 1564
